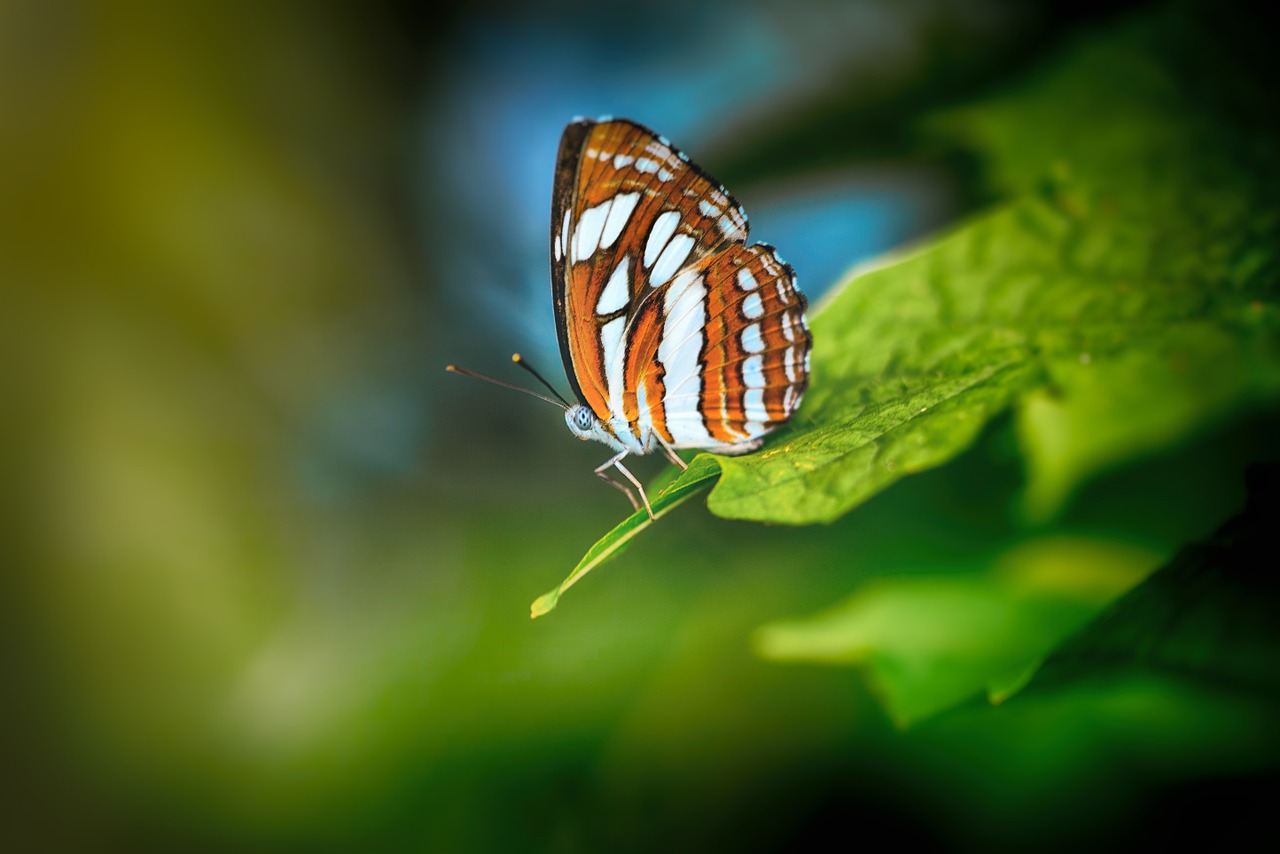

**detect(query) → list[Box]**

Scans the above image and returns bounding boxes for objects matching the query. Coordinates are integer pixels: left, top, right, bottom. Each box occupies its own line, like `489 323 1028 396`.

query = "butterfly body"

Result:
552 119 811 490
564 404 633 453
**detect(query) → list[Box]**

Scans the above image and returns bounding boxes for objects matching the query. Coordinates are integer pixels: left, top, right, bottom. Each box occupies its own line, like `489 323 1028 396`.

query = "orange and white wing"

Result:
550 118 810 453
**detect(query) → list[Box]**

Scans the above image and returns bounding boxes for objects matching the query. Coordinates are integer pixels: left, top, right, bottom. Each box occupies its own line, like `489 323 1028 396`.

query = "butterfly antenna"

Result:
510 353 573 408
445 359 569 411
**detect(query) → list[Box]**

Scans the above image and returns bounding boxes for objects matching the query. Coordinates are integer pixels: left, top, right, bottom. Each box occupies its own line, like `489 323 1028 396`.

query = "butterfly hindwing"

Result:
659 243 810 449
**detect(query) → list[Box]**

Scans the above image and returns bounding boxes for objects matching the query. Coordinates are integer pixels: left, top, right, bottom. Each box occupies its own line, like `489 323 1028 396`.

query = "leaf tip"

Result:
530 589 560 619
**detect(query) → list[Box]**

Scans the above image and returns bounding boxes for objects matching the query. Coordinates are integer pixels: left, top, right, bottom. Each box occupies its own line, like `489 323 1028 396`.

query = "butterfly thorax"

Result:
565 403 640 454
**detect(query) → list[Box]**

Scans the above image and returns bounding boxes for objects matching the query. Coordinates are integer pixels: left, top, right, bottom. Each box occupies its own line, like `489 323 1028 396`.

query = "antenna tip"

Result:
511 353 523 364
445 364 459 372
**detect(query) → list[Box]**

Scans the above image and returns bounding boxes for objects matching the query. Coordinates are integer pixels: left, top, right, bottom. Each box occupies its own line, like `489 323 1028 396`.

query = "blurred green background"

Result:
4 0 1278 849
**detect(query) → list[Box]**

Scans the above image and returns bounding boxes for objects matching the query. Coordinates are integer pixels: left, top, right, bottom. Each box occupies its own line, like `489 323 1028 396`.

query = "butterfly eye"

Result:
565 405 596 438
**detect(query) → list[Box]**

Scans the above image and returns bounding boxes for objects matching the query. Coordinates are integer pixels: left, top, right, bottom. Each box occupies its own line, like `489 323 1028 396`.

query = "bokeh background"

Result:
4 0 1277 849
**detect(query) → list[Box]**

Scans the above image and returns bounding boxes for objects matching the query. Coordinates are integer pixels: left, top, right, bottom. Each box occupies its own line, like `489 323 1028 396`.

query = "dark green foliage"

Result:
548 9 1280 747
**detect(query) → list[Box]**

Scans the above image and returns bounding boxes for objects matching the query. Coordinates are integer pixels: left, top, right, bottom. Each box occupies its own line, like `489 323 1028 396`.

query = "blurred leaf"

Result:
529 455 720 617
1028 462 1280 696
907 670 1280 842
754 537 1158 727
898 464 1280 836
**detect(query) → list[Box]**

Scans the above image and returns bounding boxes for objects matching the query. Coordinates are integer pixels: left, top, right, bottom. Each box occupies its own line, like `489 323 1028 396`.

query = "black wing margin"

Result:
548 118 594 407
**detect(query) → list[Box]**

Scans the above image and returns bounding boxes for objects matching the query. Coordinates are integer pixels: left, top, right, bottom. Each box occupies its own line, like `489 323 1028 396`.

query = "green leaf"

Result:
529 455 721 617
543 8 1280 610
707 16 1280 524
1016 323 1278 519
754 536 1159 727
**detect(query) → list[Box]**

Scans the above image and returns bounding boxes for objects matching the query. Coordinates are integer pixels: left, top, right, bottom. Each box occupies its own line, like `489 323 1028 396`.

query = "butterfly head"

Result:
565 404 601 441
567 402 632 449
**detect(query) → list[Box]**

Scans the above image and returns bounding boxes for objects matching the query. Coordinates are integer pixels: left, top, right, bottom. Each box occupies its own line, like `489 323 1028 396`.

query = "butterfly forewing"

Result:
551 120 747 410
550 118 810 454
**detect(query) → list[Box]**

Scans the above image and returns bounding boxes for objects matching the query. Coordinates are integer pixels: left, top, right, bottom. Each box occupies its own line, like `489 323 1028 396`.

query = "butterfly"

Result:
449 117 812 518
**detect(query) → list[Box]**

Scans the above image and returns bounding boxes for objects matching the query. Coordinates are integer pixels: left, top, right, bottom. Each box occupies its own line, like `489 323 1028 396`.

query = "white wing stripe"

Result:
658 270 712 445
650 234 694 287
600 316 627 420
600 192 640 250
657 270 712 394
744 387 768 424
573 199 610 262
635 372 654 445
644 211 680 268
596 255 630 315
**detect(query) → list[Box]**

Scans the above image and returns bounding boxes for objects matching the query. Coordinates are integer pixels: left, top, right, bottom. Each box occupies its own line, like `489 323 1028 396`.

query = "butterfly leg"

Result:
597 467 642 511
612 459 655 520
594 451 654 520
655 437 689 471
